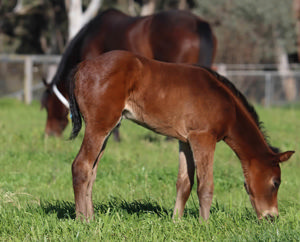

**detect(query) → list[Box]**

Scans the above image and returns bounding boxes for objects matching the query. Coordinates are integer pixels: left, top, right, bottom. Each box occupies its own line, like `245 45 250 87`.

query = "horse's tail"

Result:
68 67 82 139
196 19 217 67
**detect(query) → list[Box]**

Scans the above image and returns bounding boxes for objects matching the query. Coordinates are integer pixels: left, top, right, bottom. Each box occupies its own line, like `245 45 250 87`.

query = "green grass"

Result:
0 98 299 241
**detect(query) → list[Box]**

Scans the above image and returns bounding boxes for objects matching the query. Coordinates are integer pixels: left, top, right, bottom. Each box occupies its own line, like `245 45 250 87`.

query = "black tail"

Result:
196 20 216 67
68 67 82 139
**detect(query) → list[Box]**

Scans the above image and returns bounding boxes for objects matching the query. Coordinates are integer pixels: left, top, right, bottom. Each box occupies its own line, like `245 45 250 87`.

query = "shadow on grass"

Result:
183 200 257 222
96 197 171 217
40 200 76 219
40 198 257 221
142 133 162 143
40 197 171 220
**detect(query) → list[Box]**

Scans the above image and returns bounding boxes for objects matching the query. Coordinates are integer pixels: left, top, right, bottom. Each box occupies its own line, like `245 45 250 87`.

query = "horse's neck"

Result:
55 78 69 97
224 108 271 162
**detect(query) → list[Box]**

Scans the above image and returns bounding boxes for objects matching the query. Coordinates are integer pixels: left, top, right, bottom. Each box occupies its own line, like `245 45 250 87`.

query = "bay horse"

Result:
41 8 217 140
69 50 294 221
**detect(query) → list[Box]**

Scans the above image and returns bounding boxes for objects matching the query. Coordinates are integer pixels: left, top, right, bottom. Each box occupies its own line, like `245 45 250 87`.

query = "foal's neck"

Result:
224 108 272 163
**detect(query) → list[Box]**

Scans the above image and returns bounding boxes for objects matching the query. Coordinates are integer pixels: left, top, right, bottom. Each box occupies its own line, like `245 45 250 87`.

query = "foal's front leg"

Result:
188 131 216 221
173 141 195 219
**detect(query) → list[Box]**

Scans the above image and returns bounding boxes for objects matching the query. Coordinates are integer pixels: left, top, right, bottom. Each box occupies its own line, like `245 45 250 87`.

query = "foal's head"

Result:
243 151 294 220
41 85 69 137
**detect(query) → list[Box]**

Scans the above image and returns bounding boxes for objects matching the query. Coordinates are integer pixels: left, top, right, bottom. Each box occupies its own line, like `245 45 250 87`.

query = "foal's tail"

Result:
196 19 217 67
68 67 82 139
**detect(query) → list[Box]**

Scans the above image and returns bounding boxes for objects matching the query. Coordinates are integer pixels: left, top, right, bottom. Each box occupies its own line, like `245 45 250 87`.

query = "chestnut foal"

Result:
69 50 294 221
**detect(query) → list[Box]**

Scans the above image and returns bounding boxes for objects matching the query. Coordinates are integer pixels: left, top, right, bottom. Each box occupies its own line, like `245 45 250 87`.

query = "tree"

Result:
293 0 300 60
195 0 296 63
65 0 103 40
0 0 297 64
140 0 156 16
0 0 67 54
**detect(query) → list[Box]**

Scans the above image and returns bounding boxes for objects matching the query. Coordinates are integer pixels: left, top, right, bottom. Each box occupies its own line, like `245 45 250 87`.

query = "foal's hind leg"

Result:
188 131 216 221
173 141 195 219
72 125 110 221
85 153 102 218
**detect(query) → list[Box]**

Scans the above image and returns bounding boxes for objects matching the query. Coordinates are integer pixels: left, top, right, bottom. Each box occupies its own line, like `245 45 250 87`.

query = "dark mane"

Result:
202 67 280 153
51 9 121 86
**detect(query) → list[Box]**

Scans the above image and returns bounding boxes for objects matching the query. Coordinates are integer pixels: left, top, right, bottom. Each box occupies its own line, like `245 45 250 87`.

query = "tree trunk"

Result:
178 0 187 10
293 0 300 59
66 0 103 40
128 0 137 15
140 0 156 16
276 41 297 102
13 0 24 13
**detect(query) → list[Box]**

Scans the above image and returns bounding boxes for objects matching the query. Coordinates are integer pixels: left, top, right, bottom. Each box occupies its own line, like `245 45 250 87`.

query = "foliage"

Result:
0 98 299 240
0 0 68 54
195 0 297 63
0 0 297 63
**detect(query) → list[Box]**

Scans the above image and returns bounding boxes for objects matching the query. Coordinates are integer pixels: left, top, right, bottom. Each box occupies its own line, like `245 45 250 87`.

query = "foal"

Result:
69 50 294 221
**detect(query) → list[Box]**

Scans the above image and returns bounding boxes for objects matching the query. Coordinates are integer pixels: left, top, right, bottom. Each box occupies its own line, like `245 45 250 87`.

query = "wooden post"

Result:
265 73 272 107
24 56 33 104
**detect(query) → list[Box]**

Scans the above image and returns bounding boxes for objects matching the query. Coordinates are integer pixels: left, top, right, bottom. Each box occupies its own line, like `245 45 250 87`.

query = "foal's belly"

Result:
122 91 234 143
122 101 192 142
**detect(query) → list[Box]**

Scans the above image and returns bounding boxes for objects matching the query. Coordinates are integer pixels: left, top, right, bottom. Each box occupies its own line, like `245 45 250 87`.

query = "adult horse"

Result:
69 50 294 221
41 8 217 140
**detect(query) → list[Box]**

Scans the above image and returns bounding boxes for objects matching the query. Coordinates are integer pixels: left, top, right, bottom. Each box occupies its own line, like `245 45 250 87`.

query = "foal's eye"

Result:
273 180 281 190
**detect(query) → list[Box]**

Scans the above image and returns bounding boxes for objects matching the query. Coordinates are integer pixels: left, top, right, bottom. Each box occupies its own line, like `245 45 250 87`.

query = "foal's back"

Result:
74 51 235 142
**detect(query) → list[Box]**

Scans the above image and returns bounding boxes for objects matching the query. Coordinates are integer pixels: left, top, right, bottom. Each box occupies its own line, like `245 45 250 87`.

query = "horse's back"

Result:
84 9 216 65
149 10 216 65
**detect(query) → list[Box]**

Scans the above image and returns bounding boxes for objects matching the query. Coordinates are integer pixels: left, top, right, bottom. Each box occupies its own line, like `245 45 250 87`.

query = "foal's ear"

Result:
276 151 295 163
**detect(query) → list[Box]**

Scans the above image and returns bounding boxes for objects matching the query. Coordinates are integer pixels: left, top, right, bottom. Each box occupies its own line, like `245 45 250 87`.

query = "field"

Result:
0 98 299 241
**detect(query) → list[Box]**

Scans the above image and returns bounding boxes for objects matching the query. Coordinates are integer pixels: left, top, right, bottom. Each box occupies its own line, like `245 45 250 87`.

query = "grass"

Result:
0 98 299 241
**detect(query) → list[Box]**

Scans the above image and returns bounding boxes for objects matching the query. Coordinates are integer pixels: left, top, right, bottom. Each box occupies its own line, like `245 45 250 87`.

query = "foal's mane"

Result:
202 67 280 153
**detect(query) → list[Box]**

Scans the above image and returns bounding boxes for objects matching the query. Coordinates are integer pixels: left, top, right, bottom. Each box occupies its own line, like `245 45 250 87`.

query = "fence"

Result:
0 54 60 104
0 54 300 106
217 64 300 106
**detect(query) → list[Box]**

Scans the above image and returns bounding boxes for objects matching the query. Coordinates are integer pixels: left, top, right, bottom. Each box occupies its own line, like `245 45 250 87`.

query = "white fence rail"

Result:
0 54 300 106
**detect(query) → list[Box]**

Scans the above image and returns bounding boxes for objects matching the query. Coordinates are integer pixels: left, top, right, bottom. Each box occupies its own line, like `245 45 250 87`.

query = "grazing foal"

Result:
69 51 294 221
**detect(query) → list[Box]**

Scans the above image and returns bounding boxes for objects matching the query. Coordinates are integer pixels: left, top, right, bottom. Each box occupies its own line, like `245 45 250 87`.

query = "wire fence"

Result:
0 54 299 106
224 70 300 106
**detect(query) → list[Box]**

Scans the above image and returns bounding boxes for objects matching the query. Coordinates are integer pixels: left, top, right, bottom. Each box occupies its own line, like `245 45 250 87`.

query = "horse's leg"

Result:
85 152 104 218
85 133 111 218
173 141 195 219
112 127 121 142
85 163 98 219
72 125 110 221
188 131 216 221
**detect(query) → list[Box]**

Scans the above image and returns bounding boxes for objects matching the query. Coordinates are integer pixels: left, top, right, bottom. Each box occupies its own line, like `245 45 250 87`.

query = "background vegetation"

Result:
0 0 297 64
0 99 299 241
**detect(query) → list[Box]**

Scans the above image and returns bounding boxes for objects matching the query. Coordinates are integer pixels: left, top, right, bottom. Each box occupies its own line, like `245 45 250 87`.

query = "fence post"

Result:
24 56 33 104
265 73 272 107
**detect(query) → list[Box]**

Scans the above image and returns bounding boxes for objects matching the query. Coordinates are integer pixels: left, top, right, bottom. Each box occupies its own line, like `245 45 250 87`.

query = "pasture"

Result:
0 98 299 241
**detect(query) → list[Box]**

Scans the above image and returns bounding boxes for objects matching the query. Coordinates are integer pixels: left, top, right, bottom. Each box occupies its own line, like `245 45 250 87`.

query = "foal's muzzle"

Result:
259 210 279 222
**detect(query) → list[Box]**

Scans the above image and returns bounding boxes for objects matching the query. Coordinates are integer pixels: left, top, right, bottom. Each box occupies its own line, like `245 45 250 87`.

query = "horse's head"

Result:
41 81 69 137
243 150 294 220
